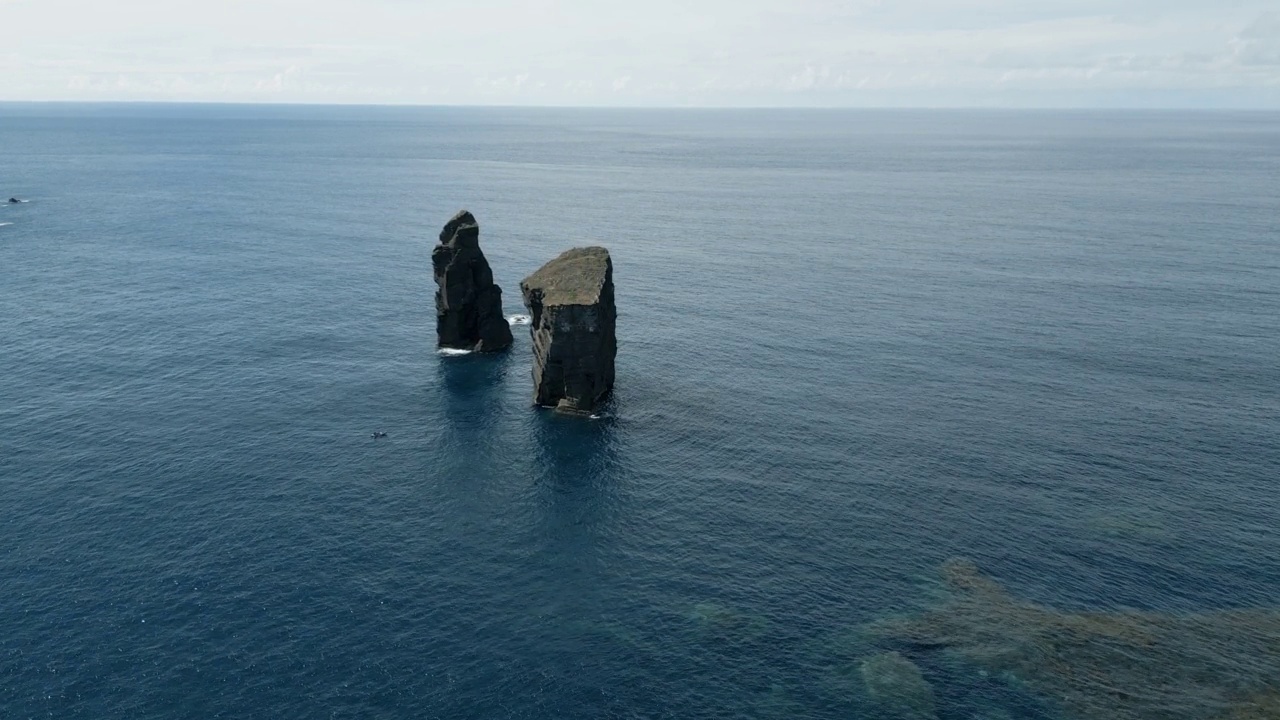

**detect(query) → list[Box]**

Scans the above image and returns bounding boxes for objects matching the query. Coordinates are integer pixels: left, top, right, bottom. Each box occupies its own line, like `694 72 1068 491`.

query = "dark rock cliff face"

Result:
432 210 513 352
520 247 616 414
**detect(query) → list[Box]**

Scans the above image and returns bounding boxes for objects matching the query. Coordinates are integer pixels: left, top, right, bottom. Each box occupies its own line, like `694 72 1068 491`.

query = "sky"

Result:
1 0 1278 107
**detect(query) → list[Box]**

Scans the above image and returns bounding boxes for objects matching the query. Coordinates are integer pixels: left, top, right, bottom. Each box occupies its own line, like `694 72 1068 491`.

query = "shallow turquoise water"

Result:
1 105 1278 718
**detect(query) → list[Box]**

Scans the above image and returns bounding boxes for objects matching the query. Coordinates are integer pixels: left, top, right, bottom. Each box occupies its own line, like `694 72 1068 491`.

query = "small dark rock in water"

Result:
432 210 513 352
520 246 616 415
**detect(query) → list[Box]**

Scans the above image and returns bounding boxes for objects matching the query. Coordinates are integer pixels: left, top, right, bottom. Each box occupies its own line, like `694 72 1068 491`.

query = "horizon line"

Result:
2 99 1278 112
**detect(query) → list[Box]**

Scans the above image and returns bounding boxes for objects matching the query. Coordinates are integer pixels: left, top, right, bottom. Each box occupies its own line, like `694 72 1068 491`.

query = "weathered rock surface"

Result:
432 210 513 352
520 247 616 414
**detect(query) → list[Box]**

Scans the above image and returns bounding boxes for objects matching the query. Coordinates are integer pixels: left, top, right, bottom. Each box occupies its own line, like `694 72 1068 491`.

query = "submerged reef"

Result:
688 601 771 642
520 246 617 414
864 559 1280 720
859 651 939 720
432 210 513 352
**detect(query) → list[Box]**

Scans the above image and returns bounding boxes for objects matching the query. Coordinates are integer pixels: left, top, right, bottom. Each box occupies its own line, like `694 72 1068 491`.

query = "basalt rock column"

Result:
520 247 616 414
432 210 513 352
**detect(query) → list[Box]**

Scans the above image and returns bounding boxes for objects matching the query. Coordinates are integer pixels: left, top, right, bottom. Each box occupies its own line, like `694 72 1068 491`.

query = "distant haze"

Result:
2 0 1278 107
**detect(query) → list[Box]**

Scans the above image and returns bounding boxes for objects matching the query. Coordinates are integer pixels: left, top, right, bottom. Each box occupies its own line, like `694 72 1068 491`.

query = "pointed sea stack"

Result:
520 247 616 414
432 210 513 352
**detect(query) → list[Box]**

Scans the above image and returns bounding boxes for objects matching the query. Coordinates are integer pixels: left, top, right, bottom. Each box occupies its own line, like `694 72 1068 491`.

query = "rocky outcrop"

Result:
432 210 513 352
520 247 616 414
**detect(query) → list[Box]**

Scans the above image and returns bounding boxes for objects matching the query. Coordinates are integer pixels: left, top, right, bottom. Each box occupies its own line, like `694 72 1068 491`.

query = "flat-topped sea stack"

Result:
520 247 617 414
432 210 513 352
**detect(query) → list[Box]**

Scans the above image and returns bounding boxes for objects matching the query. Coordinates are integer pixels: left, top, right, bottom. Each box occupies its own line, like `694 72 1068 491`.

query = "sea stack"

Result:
432 210 513 352
520 247 617 414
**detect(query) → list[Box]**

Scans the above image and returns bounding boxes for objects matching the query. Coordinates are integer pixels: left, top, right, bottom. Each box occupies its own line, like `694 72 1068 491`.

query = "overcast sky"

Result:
1 0 1277 107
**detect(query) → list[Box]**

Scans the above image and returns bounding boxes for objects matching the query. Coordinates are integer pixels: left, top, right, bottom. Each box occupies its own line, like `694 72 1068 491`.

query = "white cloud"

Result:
0 0 1276 106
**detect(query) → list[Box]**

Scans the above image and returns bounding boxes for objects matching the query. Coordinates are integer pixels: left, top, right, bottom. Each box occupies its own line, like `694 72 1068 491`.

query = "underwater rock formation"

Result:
859 652 938 720
520 247 616 414
689 602 770 641
865 559 1280 720
432 210 513 352
1219 692 1280 719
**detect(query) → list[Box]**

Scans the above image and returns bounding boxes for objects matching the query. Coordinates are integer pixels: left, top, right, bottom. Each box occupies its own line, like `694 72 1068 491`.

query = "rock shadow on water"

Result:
433 350 514 445
436 350 511 403
522 405 635 665
531 402 620 488
527 403 628 558
860 558 1280 720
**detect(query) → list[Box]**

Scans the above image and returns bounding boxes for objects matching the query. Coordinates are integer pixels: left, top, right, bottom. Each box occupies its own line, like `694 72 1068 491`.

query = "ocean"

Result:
1 104 1278 719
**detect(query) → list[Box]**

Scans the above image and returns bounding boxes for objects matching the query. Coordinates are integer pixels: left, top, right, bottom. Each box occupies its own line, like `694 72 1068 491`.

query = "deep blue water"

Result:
2 105 1279 719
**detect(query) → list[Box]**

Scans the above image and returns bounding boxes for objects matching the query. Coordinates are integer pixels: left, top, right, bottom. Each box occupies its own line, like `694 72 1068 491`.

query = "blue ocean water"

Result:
1 105 1278 719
